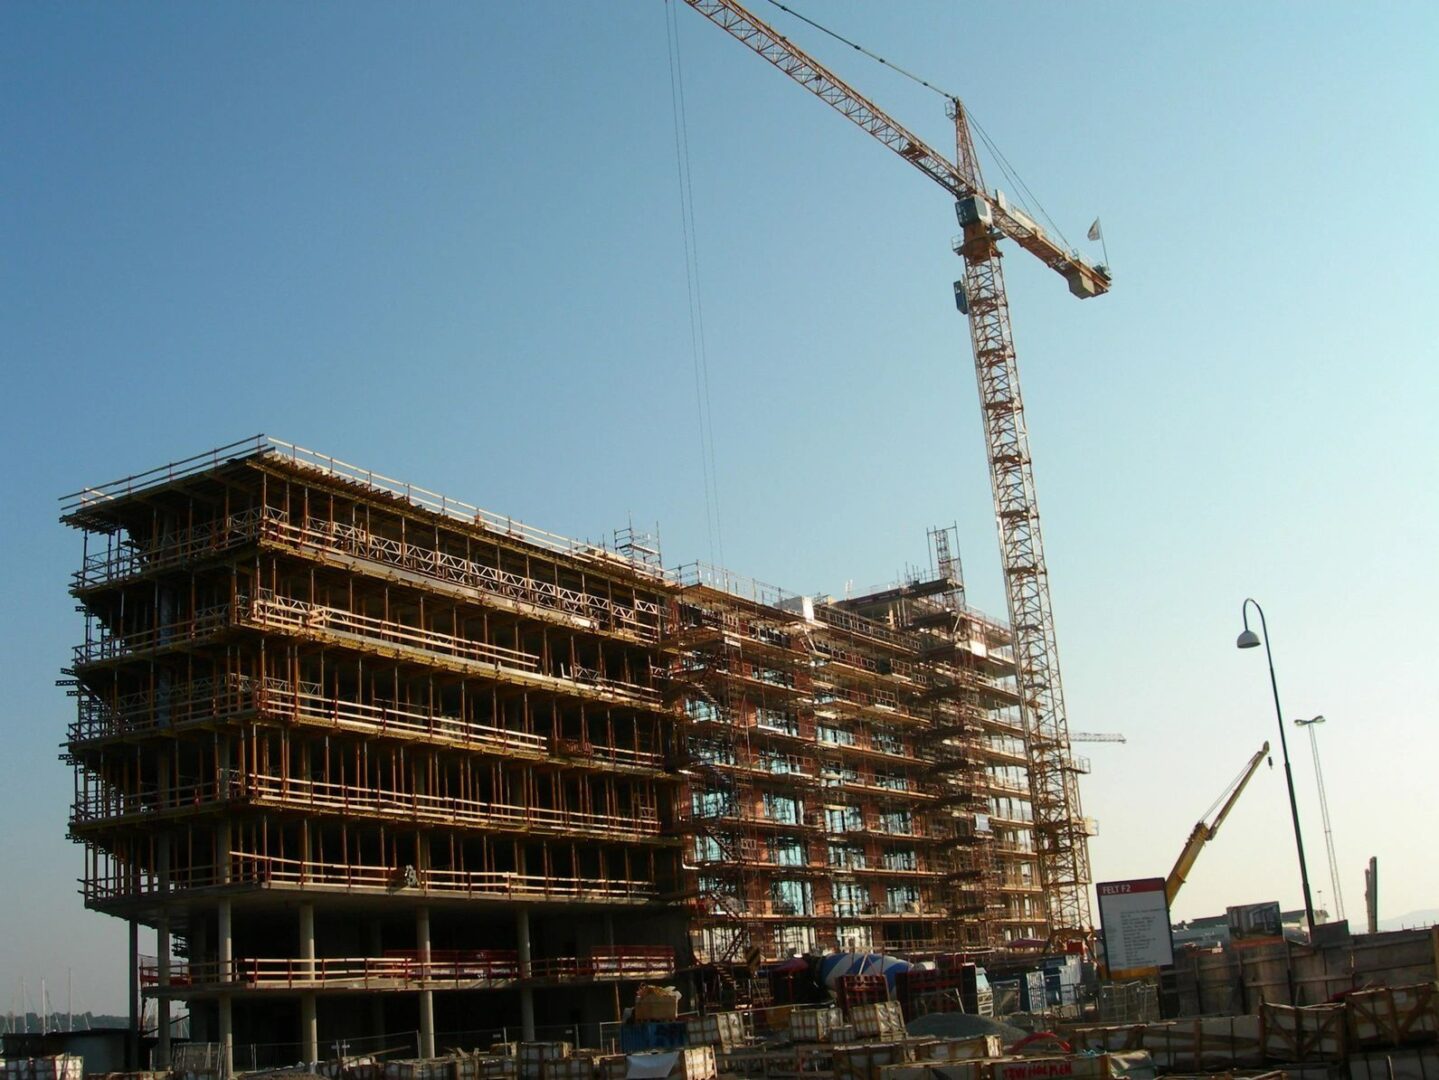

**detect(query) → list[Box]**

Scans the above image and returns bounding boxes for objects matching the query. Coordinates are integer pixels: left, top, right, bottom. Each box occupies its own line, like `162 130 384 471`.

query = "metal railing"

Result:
70 674 666 771
72 504 665 643
61 435 668 579
247 589 539 670
140 945 675 993
84 854 660 905
73 507 273 588
73 768 663 841
73 601 232 665
264 513 663 641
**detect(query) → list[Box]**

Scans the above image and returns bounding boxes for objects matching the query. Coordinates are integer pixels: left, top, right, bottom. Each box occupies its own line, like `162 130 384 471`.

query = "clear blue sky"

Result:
2 2 1436 1013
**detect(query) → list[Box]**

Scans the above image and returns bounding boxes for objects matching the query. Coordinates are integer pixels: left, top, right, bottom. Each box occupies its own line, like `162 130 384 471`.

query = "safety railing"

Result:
140 945 675 993
245 590 539 671
69 674 256 742
73 602 233 665
81 862 226 903
72 507 275 589
265 514 663 641
526 947 675 981
84 855 660 905
142 954 516 991
69 675 666 771
239 771 663 841
670 562 797 609
73 766 663 840
72 777 233 824
72 504 665 643
61 435 668 581
60 436 280 519
243 590 664 706
229 854 659 902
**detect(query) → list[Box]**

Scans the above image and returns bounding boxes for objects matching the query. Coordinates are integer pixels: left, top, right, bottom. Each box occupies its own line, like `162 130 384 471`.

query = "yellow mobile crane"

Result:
1166 742 1271 905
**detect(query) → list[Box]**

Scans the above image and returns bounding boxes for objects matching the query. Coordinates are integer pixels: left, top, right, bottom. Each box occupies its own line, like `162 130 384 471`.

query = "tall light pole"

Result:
1295 715 1345 921
1236 598 1318 939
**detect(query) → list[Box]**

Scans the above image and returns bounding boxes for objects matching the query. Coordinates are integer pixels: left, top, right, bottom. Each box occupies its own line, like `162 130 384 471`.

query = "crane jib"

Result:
686 0 1110 299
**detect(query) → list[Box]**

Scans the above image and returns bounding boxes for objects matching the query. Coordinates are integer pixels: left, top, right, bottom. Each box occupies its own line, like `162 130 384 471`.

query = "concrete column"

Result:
156 818 172 1071
217 820 233 885
156 917 172 1068
369 921 386 1037
192 916 209 978
300 993 318 1067
605 913 620 1021
128 920 140 1069
516 907 535 1041
218 899 233 980
299 903 318 1065
218 995 234 1080
416 907 435 1057
300 902 316 973
218 894 234 1075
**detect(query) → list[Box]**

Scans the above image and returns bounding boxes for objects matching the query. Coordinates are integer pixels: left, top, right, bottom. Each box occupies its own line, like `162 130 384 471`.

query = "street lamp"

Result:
1295 715 1345 921
1236 599 1318 939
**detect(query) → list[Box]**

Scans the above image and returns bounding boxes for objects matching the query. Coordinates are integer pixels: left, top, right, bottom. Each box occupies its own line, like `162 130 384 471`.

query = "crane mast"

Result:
951 102 1093 942
682 0 1104 941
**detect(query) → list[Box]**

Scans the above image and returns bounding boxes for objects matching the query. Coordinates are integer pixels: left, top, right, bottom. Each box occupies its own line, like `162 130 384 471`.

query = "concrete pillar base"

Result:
301 992 318 1066
516 907 535 1041
417 906 435 1058
219 995 234 1080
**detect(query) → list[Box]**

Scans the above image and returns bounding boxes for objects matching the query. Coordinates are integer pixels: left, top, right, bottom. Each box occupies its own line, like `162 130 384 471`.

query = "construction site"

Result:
57 432 1069 1060
26 4 1438 1080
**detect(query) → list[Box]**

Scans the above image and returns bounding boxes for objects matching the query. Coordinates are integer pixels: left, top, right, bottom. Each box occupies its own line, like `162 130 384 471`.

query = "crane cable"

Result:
665 0 726 569
1200 752 1269 825
762 0 1077 253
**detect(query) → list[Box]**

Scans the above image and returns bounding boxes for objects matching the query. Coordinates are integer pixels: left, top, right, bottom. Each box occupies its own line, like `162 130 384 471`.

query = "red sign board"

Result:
1096 877 1174 975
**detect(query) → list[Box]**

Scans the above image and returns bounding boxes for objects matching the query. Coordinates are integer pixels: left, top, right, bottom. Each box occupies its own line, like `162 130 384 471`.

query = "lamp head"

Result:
1236 628 1261 649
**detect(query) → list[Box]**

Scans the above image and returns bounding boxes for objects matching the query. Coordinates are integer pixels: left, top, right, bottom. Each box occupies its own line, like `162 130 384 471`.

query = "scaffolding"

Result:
60 438 1055 1065
667 539 1045 969
62 440 688 1070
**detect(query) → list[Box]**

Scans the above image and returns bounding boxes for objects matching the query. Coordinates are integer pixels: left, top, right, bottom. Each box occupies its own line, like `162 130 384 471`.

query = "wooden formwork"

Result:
849 1003 906 1041
518 1044 573 1080
788 1008 843 1044
1260 1002 1347 1063
687 1011 749 1053
915 1037 1004 1063
1347 1046 1439 1080
1061 1016 1263 1071
1347 983 1439 1047
831 1041 918 1080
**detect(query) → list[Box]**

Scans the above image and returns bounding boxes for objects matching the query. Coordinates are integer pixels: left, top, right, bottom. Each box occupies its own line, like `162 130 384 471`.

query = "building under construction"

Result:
61 437 1076 1068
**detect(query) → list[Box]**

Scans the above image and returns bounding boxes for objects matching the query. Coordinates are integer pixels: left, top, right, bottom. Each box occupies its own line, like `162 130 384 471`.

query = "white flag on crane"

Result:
1087 217 1103 242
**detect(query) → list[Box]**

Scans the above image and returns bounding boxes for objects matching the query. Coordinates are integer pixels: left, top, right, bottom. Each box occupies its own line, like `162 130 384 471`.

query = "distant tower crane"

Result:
682 0 1111 942
1070 732 1127 744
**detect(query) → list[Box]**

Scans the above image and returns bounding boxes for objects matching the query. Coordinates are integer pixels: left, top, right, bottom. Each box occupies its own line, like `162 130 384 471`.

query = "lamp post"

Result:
1295 715 1345 921
1236 598 1318 939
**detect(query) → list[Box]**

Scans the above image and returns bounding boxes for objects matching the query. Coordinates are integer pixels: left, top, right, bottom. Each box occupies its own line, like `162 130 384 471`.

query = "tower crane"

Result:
1070 733 1127 744
681 0 1109 941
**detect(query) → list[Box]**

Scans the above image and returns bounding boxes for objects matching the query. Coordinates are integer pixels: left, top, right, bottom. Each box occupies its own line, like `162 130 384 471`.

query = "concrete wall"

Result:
1168 926 1438 1014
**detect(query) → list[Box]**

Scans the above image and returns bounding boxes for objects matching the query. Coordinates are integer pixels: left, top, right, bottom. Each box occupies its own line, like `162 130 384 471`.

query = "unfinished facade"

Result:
61 437 1053 1065
668 543 1050 967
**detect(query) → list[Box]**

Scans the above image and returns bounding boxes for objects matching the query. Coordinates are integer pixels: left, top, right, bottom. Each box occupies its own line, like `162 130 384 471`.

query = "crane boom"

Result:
682 0 1103 941
681 0 1111 299
1165 742 1271 905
